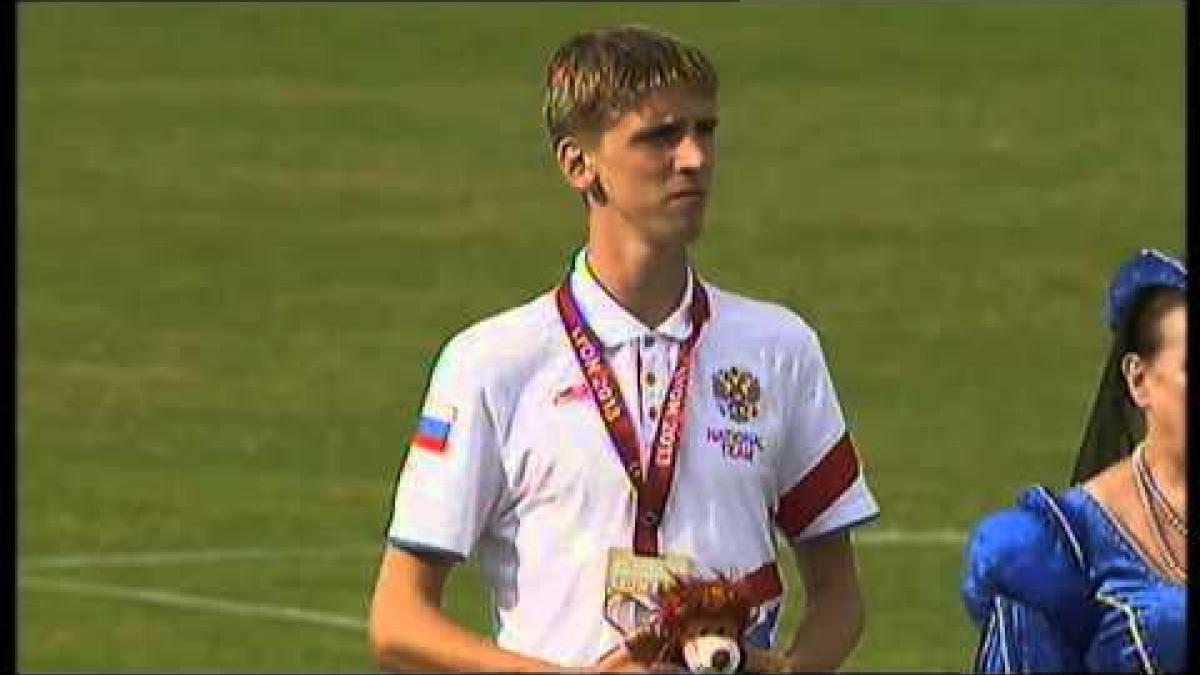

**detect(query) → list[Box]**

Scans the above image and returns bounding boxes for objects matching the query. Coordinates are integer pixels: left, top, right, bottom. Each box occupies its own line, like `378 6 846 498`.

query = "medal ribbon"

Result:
555 274 710 556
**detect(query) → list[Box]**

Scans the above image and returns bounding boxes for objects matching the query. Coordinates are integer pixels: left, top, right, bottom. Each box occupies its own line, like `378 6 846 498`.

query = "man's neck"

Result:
584 226 691 331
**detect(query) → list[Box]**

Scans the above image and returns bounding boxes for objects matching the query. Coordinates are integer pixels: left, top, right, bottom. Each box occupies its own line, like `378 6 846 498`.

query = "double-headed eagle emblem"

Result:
711 367 761 424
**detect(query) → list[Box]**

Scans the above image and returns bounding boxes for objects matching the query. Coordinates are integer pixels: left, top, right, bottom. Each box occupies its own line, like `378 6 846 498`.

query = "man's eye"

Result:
641 124 683 144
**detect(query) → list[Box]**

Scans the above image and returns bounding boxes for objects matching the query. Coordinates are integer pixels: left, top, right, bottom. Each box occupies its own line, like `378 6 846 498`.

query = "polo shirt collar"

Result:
568 248 696 347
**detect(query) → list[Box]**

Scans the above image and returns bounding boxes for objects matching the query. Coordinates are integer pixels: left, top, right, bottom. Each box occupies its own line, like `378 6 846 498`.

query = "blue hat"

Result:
1106 248 1187 331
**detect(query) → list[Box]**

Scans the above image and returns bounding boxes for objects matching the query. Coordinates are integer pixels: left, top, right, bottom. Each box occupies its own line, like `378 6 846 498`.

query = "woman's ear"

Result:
1121 352 1149 407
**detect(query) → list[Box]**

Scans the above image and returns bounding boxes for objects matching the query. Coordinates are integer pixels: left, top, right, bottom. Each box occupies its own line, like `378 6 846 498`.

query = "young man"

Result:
369 25 880 673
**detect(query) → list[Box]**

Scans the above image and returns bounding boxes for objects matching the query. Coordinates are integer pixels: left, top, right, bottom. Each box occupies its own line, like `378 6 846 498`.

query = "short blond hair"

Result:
542 25 717 147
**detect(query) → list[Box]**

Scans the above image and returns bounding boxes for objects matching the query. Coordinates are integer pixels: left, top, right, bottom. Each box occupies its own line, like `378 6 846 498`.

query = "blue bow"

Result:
1106 248 1187 331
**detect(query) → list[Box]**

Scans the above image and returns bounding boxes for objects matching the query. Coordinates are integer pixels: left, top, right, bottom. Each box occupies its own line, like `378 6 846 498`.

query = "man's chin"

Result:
649 213 705 247
678 218 704 245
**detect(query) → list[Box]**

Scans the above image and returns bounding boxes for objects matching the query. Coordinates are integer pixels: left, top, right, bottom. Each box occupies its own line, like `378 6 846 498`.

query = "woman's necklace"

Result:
1134 443 1187 537
1132 443 1187 582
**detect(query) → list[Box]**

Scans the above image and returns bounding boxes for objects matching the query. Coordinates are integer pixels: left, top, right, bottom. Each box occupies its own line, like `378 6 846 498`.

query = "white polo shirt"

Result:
387 249 879 667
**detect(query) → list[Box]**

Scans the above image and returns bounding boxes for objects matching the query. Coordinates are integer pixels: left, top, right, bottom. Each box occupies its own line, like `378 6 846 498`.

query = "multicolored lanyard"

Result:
555 273 710 556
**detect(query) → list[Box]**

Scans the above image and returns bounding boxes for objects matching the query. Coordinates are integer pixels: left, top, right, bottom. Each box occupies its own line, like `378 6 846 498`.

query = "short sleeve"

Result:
771 327 879 541
386 334 505 562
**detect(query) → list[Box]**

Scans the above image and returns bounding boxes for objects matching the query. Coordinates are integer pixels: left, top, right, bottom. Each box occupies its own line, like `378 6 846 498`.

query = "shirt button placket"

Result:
642 336 661 424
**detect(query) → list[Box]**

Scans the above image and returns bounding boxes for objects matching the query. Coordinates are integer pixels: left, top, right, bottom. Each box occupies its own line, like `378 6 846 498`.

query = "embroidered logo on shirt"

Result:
411 405 457 454
712 367 761 424
553 382 591 406
705 427 764 462
709 367 764 461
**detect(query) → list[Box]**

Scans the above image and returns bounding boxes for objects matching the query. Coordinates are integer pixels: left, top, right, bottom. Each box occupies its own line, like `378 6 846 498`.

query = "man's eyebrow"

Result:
631 120 686 141
632 115 718 141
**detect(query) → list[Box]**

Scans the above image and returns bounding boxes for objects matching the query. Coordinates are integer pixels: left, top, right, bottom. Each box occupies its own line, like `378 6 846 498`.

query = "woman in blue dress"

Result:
961 249 1187 673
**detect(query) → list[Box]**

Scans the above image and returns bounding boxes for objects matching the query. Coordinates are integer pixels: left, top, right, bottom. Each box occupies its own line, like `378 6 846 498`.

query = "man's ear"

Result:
555 136 596 194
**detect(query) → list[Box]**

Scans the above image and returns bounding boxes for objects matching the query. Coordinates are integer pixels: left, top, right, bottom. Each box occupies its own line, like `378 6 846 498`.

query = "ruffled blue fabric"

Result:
1106 248 1186 330
971 595 1082 673
962 486 1187 673
962 487 1093 648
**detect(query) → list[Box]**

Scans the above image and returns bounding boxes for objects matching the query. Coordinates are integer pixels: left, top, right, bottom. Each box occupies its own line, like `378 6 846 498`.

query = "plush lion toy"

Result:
624 573 756 673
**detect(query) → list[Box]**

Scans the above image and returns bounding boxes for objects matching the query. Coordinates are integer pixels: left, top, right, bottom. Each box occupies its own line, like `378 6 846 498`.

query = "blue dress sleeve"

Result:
961 487 1094 673
972 595 1082 672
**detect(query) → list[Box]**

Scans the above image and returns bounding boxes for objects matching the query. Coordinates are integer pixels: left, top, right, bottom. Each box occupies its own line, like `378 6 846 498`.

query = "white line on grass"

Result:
20 575 367 633
22 545 380 569
18 529 967 635
20 528 966 571
857 528 967 546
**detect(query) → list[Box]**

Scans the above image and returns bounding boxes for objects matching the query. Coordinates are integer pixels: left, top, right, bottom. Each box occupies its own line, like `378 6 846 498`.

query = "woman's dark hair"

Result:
1070 250 1186 485
1118 286 1187 365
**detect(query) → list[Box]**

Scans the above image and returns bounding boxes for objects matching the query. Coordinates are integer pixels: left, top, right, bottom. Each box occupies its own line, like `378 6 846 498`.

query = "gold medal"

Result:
603 548 695 637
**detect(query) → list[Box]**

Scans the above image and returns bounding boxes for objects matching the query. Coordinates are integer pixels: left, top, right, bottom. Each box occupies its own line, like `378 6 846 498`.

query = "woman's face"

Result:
1125 305 1187 459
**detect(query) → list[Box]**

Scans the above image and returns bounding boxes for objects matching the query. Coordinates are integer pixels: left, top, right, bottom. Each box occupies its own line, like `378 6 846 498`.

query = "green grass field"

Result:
18 3 1183 671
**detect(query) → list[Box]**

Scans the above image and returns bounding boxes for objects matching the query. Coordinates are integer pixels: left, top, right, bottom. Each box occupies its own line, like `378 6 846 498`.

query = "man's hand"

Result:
593 644 790 673
583 643 680 673
743 646 795 674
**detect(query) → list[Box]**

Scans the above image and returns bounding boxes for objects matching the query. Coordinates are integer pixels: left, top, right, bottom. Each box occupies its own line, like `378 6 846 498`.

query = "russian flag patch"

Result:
411 405 456 454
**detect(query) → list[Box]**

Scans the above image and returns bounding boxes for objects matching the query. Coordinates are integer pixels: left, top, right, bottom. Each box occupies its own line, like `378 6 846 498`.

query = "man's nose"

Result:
675 132 711 171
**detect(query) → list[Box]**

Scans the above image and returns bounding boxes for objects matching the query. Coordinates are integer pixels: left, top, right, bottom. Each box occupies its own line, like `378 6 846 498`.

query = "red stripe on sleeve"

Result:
774 433 860 537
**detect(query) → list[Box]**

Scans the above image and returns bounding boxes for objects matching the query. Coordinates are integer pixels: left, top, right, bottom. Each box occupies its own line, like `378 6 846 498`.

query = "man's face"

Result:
589 86 718 246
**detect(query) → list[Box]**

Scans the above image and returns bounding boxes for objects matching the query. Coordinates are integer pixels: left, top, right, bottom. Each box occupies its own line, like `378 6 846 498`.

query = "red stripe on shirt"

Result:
774 433 859 537
739 561 784 605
